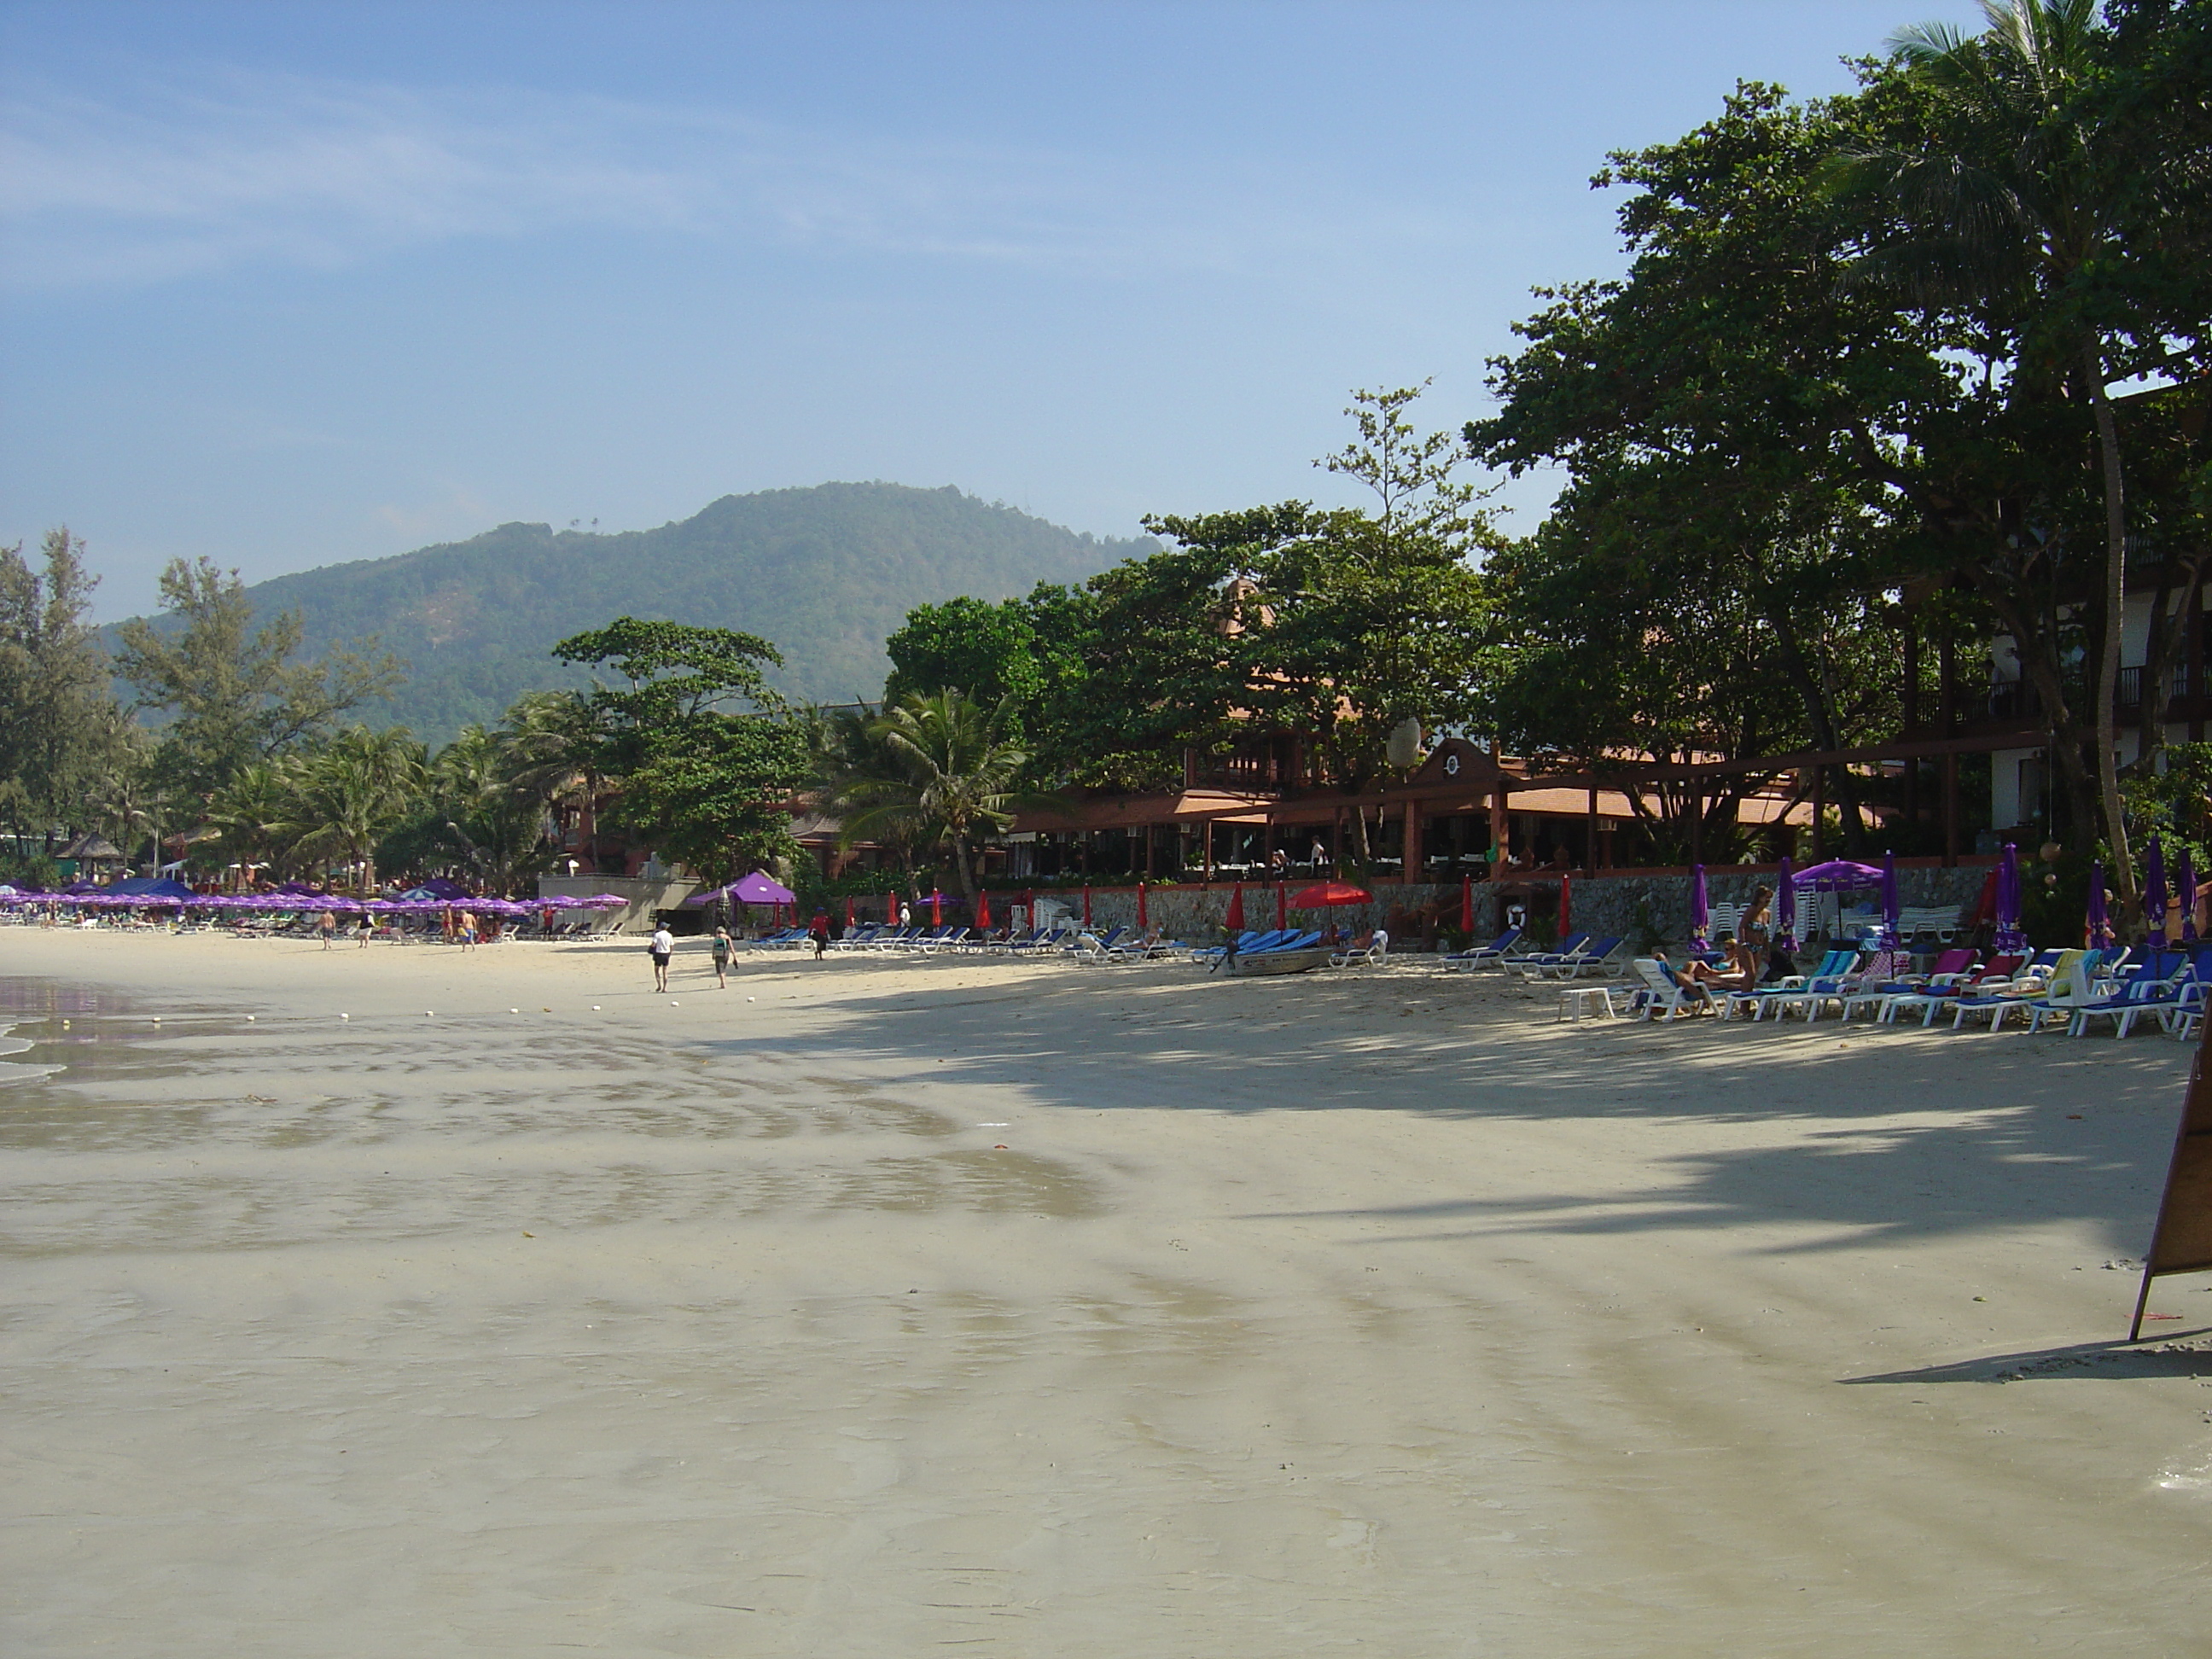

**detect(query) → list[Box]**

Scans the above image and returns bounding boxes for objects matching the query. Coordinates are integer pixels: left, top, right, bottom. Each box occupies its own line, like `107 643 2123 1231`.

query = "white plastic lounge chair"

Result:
1628 958 1708 1021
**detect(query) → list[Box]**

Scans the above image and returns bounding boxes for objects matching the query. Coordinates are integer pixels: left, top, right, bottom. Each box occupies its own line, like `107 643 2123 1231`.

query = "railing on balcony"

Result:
1983 664 2205 725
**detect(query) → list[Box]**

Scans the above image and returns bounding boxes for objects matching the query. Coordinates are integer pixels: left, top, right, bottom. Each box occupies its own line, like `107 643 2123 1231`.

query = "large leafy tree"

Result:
1828 0 2172 900
552 617 807 882
1468 83 1940 852
0 527 129 840
116 556 400 801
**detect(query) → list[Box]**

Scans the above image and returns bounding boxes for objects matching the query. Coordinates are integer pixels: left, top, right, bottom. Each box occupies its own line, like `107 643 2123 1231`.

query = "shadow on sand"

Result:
1846 1330 2212 1384
695 958 2192 1254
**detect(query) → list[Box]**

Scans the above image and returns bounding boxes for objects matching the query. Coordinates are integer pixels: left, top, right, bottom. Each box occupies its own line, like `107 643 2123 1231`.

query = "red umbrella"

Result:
1137 882 1148 928
931 891 943 926
976 889 992 928
1082 883 1092 925
888 888 899 925
1558 872 1572 935
1288 880 1373 908
1459 874 1474 933
1276 881 1288 930
844 896 855 928
1224 883 1246 931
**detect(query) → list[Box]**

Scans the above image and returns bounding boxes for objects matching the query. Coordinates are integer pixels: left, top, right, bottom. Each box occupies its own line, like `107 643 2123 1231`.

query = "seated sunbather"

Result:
1677 933 1757 992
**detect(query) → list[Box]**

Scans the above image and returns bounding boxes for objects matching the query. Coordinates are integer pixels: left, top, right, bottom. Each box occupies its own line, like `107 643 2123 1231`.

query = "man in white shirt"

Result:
649 923 674 992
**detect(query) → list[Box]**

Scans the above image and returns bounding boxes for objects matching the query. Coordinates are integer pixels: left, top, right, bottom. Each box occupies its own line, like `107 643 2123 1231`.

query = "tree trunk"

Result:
2087 344 2134 906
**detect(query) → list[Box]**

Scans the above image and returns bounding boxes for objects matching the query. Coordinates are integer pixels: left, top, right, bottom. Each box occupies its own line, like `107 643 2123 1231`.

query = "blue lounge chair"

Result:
1504 934 1592 981
1444 928 1524 972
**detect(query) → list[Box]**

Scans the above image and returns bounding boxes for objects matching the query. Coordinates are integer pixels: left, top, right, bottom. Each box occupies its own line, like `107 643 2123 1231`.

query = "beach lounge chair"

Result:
1628 958 1709 1020
2064 969 2193 1037
2017 950 2111 1033
1503 934 1592 981
1952 950 2087 1033
1550 936 1630 980
1443 928 1523 972
1760 952 1879 1022
1834 951 1924 1022
1867 948 1980 1024
1329 931 1388 969
1723 948 1856 1021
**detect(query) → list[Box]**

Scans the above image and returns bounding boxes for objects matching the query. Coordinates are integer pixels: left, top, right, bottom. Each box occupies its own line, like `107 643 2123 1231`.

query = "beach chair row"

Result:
1615 944 2209 1037
1441 929 1630 980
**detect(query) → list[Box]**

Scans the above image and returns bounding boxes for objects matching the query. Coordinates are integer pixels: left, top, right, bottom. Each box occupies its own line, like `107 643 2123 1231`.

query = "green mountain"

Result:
160 484 1150 746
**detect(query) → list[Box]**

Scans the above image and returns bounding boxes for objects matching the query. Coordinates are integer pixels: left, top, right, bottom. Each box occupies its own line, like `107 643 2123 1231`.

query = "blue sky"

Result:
0 0 1982 618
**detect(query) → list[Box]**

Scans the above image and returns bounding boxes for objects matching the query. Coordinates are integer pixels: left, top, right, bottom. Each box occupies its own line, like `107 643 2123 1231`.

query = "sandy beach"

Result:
3 927 2209 1655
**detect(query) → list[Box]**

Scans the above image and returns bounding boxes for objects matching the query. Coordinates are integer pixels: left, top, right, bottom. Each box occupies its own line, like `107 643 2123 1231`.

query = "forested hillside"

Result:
130 484 1148 744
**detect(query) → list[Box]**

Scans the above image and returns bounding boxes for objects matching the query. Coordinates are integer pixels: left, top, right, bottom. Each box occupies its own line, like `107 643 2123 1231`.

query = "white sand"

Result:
3 926 2209 1655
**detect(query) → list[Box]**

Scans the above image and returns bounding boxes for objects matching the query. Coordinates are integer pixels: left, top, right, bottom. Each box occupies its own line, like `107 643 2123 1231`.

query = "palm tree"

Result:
205 760 301 881
499 690 616 870
824 690 1060 904
432 723 555 894
1834 0 2139 896
287 725 427 889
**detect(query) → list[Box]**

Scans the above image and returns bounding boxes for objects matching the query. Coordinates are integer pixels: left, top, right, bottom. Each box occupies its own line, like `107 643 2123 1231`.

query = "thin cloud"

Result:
0 66 1419 288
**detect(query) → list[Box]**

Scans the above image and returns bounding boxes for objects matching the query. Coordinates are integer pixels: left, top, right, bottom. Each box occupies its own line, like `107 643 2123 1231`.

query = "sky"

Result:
0 0 1985 620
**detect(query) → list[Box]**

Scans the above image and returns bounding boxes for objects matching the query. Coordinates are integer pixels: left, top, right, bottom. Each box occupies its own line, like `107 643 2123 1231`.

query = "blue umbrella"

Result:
2180 850 2198 945
1994 842 2026 954
2145 836 2169 947
1879 851 1900 946
1775 855 1795 942
1690 863 1709 951
2087 861 2113 948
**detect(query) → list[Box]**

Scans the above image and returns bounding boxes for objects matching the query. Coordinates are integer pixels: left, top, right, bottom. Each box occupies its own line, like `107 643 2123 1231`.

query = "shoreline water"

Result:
3 928 2209 1654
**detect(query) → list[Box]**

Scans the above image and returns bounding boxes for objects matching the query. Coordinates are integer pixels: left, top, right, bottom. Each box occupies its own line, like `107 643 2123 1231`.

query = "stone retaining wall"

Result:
1046 862 1996 950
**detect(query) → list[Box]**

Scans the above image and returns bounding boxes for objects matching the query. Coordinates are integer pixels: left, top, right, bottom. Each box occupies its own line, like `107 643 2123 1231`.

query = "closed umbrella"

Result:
1690 864 1709 951
844 895 855 929
975 889 991 929
930 891 943 927
2146 836 2169 946
1558 872 1571 938
1995 843 2025 953
2180 851 2198 945
1459 874 1474 934
1082 884 1092 927
1276 880 1288 931
2087 862 2113 948
1224 883 1245 932
1137 882 1148 929
888 889 899 926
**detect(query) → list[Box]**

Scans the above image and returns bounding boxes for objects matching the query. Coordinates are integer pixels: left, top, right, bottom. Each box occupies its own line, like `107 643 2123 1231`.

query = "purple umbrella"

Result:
1689 864 1709 951
1879 851 1900 946
2145 836 2169 947
1775 855 1796 942
1994 842 2026 954
2180 850 2198 946
2087 861 2113 948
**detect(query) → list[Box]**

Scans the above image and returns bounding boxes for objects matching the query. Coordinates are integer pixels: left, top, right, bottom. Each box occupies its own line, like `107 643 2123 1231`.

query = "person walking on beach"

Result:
357 911 373 948
317 911 336 950
809 910 830 958
458 910 478 952
711 926 732 988
649 923 674 992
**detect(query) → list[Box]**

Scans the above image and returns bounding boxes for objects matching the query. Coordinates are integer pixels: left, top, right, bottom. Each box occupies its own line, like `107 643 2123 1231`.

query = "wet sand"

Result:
3 926 2209 1655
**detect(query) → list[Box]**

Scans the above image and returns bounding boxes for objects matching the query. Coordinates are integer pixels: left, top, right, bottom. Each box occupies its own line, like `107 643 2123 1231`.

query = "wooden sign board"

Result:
2130 1022 2212 1340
